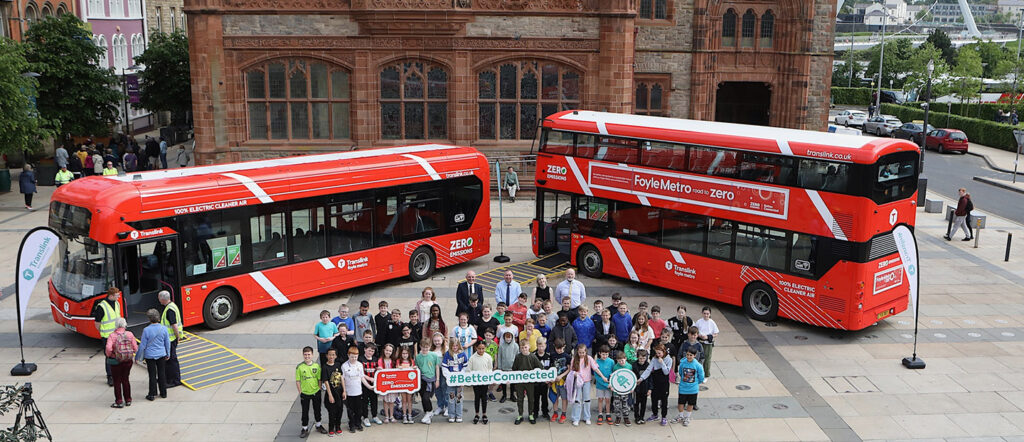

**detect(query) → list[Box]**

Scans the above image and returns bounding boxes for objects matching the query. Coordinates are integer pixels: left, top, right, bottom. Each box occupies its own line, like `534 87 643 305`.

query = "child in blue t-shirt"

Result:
593 345 615 424
315 310 340 367
673 347 705 427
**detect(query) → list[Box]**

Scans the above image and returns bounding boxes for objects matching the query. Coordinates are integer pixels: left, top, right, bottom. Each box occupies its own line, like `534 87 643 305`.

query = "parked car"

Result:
863 115 902 136
924 129 969 154
835 110 868 127
892 122 935 145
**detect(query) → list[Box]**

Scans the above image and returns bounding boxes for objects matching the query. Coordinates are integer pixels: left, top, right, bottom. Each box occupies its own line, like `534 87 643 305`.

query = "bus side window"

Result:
540 129 574 155
290 207 326 262
250 212 287 270
375 195 399 246
329 201 373 255
181 214 241 277
707 218 734 259
661 212 706 254
576 134 596 159
790 233 816 277
798 159 849 193
688 146 738 178
447 177 483 232
641 142 687 171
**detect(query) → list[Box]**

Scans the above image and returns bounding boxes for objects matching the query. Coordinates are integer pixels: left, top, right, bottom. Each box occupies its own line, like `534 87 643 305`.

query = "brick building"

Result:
1 0 73 40
184 0 836 163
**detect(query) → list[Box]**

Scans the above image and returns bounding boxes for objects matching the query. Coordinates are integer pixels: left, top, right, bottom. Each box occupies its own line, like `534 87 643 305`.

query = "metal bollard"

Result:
1007 233 1013 262
974 218 981 248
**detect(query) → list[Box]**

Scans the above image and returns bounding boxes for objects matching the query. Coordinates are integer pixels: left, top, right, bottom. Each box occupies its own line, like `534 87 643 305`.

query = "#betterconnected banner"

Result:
445 368 557 387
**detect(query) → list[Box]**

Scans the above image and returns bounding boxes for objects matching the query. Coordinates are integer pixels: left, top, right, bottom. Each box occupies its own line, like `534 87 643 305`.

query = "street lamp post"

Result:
121 65 138 135
1013 9 1024 108
874 9 887 114
917 59 933 207
848 37 855 87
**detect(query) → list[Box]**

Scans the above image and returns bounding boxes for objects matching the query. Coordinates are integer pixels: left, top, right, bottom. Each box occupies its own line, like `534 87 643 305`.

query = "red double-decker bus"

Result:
49 145 489 337
533 111 919 330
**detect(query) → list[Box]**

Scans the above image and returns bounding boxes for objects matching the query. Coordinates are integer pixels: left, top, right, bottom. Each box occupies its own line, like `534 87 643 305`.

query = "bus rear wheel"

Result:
743 282 779 322
204 288 240 330
409 246 435 282
578 245 603 278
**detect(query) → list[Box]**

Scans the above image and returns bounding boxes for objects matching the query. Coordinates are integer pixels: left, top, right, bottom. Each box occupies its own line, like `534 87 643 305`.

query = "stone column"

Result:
188 12 226 164
595 12 635 113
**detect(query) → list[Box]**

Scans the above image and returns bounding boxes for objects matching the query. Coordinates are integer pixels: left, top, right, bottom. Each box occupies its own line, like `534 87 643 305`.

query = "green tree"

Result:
949 48 984 112
23 14 123 137
967 40 1010 78
902 43 951 101
0 38 52 159
926 29 956 65
865 38 914 89
133 30 191 125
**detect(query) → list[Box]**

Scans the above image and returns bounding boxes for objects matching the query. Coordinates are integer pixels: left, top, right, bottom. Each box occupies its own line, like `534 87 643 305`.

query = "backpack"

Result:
965 198 974 213
124 153 137 172
84 155 94 170
113 331 135 362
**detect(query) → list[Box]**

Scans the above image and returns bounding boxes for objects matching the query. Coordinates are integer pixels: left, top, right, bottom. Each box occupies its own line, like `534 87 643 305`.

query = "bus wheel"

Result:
203 288 240 330
743 282 778 322
408 247 435 282
578 245 603 278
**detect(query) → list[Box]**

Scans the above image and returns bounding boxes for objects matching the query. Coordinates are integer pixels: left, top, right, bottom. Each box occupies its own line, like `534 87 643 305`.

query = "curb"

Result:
966 151 1024 177
972 176 1024 195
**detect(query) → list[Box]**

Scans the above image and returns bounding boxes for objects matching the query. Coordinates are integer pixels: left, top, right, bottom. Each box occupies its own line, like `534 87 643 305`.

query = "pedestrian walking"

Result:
18 165 37 210
105 317 137 408
945 187 973 241
55 145 69 169
504 166 520 203
159 137 169 169
136 309 171 401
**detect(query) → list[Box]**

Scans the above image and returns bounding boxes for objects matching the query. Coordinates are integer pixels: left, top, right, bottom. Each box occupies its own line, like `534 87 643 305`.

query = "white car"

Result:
835 110 868 127
862 115 902 136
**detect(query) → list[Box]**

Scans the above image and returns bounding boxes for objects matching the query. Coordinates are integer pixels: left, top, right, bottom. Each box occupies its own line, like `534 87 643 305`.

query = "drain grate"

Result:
823 376 879 393
238 378 285 393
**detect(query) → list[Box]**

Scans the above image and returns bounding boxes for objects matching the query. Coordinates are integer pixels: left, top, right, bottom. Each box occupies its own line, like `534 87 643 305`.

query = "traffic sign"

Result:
374 368 420 394
609 368 637 395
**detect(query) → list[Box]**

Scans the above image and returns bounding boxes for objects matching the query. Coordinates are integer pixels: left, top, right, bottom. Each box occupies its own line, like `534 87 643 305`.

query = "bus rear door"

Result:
118 237 180 327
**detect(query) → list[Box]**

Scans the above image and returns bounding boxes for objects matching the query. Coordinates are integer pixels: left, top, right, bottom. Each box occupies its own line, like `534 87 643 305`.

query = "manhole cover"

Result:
772 403 789 410
794 335 808 340
735 385 751 391
967 332 982 338
765 322 778 327
933 333 946 338
728 404 745 411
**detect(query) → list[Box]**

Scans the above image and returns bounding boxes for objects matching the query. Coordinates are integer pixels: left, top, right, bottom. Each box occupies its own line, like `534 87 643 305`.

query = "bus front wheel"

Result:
204 288 240 330
578 245 603 278
743 282 779 322
409 247 436 282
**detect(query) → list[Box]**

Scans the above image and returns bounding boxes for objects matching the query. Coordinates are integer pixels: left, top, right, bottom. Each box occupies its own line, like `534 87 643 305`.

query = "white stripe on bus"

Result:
401 154 442 181
776 139 794 156
250 272 290 305
804 189 847 241
566 157 592 196
608 238 639 281
222 173 274 204
669 250 687 265
317 258 335 270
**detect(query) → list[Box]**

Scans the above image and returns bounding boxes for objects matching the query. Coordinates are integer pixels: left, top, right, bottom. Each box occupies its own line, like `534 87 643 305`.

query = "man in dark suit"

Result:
455 270 483 316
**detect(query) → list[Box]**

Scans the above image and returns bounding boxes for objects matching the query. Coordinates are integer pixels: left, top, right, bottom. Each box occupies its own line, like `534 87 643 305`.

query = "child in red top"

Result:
649 305 667 339
508 293 530 329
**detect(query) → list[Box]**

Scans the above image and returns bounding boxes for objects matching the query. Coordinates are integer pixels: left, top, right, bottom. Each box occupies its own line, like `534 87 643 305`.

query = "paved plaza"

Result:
1 153 1024 441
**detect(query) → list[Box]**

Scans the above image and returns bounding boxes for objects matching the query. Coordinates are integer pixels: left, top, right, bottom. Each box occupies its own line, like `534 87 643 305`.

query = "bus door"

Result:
536 191 573 256
118 237 180 327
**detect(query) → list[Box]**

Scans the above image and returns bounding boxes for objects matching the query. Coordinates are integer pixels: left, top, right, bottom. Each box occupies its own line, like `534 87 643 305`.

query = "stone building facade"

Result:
145 0 184 35
184 0 836 163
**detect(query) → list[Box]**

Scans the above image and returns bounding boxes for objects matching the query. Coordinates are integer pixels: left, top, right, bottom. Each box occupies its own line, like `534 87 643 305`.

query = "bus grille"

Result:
868 233 898 260
817 295 846 312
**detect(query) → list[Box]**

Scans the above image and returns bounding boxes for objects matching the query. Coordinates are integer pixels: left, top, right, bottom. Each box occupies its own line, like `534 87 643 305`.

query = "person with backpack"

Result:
136 309 172 401
945 187 973 242
105 317 138 408
123 147 138 172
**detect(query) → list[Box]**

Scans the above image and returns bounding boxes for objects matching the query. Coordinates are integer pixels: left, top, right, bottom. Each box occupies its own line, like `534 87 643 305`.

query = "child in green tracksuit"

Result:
512 340 543 424
610 351 632 426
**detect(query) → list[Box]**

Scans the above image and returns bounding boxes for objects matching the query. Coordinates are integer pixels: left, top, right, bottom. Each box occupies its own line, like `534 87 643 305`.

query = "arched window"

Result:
56 3 67 15
722 9 737 47
131 34 144 61
380 61 448 140
181 11 186 32
741 9 756 48
41 4 52 17
96 35 109 68
246 59 352 140
88 0 102 16
24 3 39 27
109 0 123 17
477 60 580 140
760 11 774 48
634 78 668 116
127 0 139 16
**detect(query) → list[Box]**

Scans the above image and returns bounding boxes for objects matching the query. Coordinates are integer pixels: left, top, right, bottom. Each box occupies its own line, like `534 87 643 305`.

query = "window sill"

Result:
636 19 675 27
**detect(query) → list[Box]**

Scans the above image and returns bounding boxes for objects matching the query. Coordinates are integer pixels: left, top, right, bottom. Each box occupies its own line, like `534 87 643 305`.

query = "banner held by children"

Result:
445 368 557 387
374 368 421 394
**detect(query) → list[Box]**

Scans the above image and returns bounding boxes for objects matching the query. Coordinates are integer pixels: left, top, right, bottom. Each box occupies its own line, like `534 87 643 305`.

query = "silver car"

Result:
863 115 902 136
835 110 868 127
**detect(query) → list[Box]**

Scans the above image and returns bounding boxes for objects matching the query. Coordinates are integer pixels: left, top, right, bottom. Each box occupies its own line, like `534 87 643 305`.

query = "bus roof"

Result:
545 110 917 163
52 144 486 222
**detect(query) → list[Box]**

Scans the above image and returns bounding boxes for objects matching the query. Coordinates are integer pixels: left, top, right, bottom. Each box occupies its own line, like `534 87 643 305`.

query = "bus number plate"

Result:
63 322 77 332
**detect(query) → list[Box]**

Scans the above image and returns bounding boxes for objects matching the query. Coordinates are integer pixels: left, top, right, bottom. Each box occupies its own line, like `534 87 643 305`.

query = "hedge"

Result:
831 87 874 105
905 101 1024 122
880 103 1017 152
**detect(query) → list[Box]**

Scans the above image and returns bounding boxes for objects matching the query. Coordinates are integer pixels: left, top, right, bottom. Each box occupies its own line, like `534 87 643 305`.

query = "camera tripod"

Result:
10 391 52 441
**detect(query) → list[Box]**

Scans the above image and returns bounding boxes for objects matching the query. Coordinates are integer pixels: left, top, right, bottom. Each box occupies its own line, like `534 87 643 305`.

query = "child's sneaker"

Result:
614 417 621 426
559 413 567 424
299 427 310 438
597 415 604 425
647 415 659 422
624 417 631 427
585 419 591 425
550 413 558 422
449 416 456 423
660 418 668 426
374 417 384 425
683 417 690 427
362 418 371 427
422 414 431 424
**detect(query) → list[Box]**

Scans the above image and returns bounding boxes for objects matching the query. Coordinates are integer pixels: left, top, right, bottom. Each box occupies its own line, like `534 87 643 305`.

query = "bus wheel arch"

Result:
203 287 242 330
408 246 436 282
577 244 603 278
742 281 779 322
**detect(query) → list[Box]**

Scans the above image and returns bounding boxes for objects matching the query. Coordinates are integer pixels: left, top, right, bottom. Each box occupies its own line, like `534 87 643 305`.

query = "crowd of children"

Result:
295 280 719 437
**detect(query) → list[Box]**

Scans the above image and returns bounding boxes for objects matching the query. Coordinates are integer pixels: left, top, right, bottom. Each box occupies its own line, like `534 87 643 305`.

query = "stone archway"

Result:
714 81 771 126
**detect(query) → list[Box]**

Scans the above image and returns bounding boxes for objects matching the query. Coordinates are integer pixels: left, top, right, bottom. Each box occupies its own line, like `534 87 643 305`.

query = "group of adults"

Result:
51 135 189 187
93 287 185 407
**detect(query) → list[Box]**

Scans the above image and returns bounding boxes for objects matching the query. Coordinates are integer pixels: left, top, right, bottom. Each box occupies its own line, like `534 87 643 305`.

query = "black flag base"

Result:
11 362 37 376
493 254 511 263
901 356 926 369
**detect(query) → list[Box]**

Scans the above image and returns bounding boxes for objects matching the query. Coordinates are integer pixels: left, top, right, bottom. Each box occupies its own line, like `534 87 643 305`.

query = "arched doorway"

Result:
715 81 771 126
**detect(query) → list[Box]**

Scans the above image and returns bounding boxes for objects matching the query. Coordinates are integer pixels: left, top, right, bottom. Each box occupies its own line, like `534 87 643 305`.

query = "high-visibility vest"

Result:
55 170 74 185
161 302 182 342
98 300 121 338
